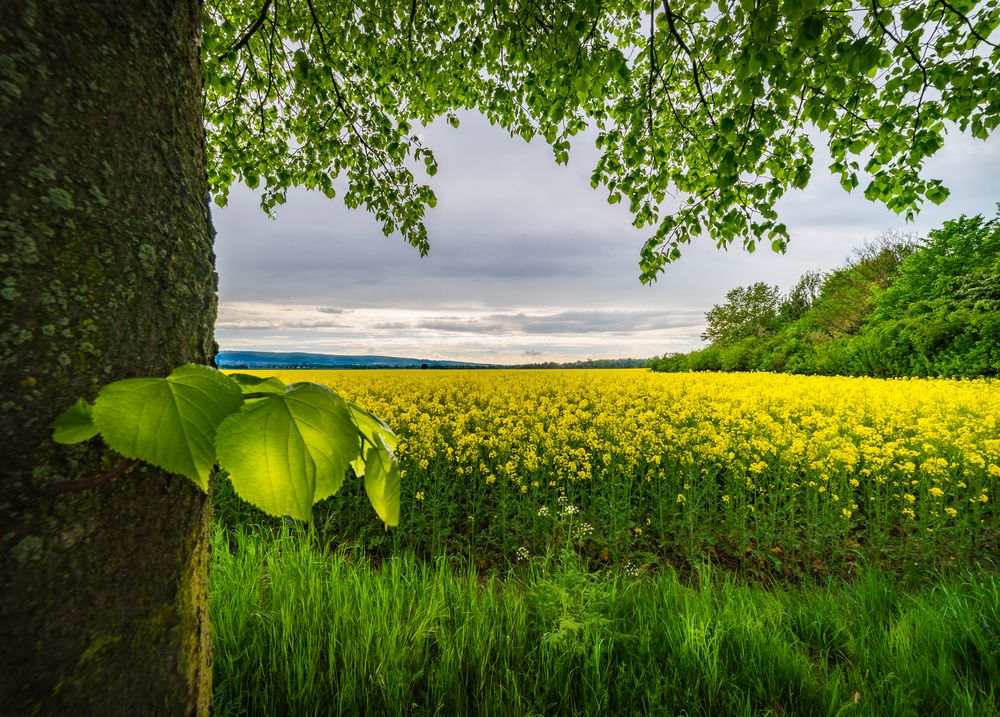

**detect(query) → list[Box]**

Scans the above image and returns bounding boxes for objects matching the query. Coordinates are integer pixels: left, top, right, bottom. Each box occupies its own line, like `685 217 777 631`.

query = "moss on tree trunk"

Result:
1 1 216 713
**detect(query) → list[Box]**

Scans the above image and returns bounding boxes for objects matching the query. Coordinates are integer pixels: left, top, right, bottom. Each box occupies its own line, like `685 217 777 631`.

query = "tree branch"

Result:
661 0 717 128
870 0 929 133
408 0 418 47
935 0 998 48
230 0 273 53
647 0 656 139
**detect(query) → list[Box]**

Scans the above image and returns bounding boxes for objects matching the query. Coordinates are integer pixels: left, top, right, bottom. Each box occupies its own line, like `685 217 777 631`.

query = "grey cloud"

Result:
212 110 999 360
414 318 510 333
517 309 698 335
216 320 346 330
408 309 703 336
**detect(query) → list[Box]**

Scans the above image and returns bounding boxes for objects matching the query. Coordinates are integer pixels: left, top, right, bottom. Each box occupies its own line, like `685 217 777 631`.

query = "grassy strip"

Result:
211 525 1000 716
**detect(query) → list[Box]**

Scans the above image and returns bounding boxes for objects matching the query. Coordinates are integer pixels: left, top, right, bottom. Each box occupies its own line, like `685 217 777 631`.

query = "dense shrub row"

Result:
651 211 1000 378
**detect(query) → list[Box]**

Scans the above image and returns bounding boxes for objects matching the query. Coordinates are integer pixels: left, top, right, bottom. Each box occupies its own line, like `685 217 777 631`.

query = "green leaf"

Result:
347 401 398 476
52 398 99 444
926 184 950 205
227 373 287 395
215 383 361 522
799 15 824 46
363 435 401 526
92 364 243 490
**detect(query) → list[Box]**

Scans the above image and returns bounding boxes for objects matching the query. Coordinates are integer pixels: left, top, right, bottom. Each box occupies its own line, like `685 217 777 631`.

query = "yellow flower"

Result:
254 367 997 551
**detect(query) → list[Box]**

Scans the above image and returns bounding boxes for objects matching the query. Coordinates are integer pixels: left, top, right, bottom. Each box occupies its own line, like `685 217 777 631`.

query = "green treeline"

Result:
651 210 1000 378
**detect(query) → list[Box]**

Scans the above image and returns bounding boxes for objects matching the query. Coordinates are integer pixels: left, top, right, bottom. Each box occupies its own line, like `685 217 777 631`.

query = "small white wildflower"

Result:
561 504 579 516
624 562 642 578
516 546 530 562
537 505 550 517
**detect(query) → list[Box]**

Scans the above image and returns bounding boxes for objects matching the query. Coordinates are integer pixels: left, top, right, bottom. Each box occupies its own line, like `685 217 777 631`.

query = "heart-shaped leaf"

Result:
347 401 398 476
52 398 99 444
92 364 243 490
215 383 360 521
364 434 400 527
227 372 287 395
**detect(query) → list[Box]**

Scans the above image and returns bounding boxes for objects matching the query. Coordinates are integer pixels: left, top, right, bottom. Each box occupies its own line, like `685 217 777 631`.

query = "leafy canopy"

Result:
651 213 1000 377
204 0 999 280
53 367 400 525
702 281 783 345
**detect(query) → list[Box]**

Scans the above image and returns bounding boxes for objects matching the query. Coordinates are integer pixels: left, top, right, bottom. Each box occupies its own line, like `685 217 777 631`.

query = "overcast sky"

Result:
213 111 999 364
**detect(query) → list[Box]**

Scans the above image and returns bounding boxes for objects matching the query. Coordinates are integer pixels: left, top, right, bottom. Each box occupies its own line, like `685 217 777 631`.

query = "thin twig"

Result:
936 0 998 48
662 0 717 128
44 459 140 494
870 0 929 133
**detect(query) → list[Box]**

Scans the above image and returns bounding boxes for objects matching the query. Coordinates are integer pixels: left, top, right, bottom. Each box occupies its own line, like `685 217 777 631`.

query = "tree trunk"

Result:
1 2 216 713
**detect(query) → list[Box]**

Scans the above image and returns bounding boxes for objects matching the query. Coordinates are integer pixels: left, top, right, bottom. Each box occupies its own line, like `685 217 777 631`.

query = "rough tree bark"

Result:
1 1 216 713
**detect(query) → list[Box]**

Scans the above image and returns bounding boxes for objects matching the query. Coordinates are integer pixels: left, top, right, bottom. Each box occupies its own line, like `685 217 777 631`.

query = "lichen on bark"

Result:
1 1 217 713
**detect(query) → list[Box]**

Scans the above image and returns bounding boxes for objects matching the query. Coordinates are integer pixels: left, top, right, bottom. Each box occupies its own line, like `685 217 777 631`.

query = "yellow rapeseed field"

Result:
235 369 999 571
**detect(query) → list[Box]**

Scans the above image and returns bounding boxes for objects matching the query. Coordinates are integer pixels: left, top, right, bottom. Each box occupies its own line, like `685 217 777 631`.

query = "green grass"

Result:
211 525 1000 716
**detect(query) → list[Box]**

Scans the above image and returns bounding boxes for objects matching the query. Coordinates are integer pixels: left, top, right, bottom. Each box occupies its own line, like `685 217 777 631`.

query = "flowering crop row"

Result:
227 369 999 575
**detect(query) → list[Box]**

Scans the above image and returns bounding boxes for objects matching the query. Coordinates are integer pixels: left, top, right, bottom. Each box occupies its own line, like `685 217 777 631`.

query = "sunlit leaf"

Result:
215 383 360 521
363 435 401 527
52 398 99 444
227 372 287 395
347 401 398 476
92 364 244 490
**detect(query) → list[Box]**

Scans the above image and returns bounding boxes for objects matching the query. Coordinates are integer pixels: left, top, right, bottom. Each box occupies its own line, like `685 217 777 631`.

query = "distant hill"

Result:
217 350 653 371
216 351 493 370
